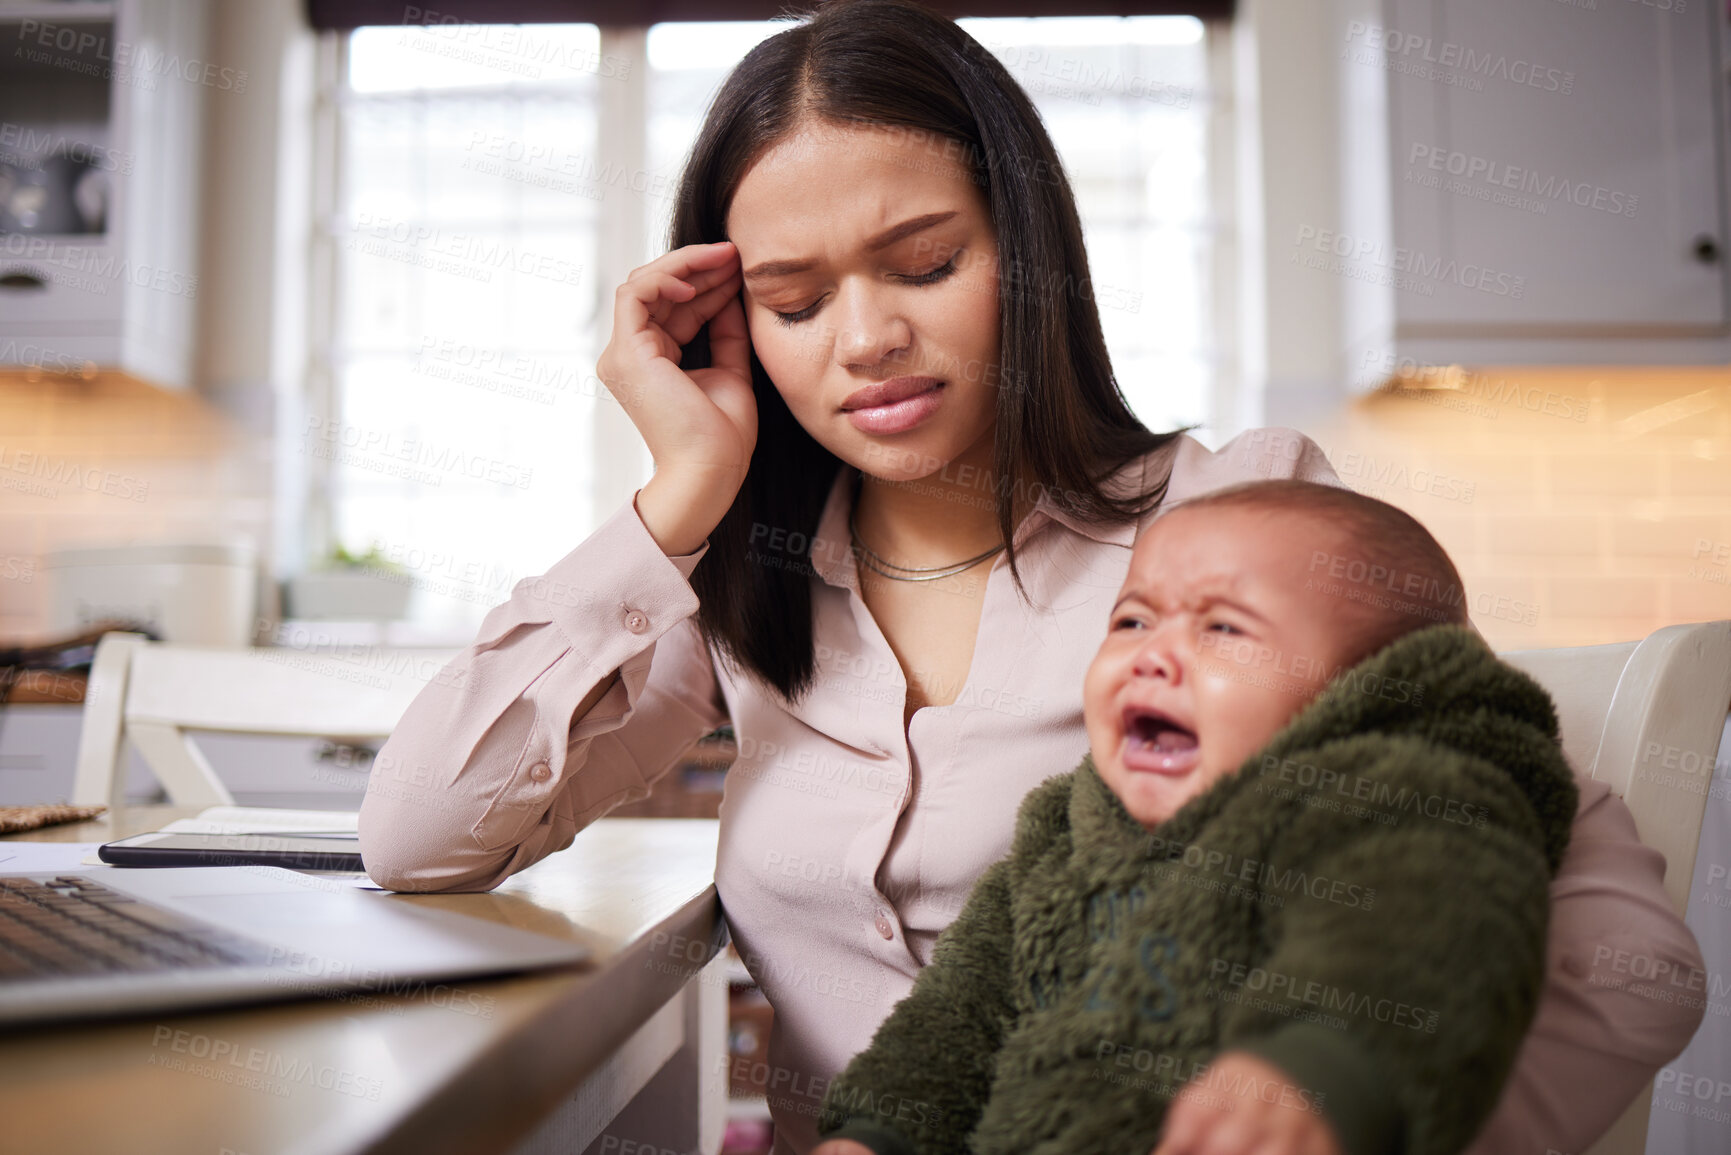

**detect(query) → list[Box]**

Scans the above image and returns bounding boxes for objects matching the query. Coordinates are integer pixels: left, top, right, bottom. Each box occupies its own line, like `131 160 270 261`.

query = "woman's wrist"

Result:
635 470 733 557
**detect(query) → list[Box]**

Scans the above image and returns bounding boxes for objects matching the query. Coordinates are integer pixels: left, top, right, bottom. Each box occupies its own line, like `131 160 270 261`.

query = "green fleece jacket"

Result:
816 624 1578 1155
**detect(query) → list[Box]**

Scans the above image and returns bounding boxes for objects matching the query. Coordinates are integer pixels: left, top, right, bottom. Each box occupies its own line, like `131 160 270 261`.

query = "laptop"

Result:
0 866 590 1027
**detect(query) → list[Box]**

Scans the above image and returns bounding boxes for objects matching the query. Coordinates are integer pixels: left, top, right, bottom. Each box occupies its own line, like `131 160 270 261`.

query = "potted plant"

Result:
284 543 414 620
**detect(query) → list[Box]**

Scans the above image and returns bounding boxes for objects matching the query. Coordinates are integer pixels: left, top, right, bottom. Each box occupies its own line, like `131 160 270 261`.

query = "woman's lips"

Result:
842 379 945 435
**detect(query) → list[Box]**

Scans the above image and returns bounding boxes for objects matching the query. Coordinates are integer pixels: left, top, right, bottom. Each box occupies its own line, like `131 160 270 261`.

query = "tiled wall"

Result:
1 366 1727 654
0 373 272 640
1304 367 1731 651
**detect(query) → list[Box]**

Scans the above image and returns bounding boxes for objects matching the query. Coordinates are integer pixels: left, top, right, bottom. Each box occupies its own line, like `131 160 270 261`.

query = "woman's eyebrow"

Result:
742 211 960 280
864 210 959 252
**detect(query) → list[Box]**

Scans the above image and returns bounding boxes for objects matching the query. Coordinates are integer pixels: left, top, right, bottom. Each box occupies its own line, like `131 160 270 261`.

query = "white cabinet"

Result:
0 0 210 388
1377 0 1729 362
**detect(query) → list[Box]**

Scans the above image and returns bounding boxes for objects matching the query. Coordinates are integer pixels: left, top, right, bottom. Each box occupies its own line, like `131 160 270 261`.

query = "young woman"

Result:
359 3 1704 1153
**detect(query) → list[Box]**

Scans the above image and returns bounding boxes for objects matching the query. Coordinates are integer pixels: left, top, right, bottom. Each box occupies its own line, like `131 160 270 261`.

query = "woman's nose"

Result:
834 281 912 367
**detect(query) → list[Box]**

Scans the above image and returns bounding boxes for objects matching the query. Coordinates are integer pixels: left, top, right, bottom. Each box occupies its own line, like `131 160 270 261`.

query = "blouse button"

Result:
528 761 552 783
623 608 650 634
874 911 894 940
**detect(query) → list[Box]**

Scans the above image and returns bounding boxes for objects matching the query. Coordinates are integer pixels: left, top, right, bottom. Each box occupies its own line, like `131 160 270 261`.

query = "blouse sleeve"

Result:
1464 777 1707 1154
358 491 730 892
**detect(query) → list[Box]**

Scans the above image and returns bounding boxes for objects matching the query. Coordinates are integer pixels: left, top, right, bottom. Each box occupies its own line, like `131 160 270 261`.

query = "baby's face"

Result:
1083 504 1365 830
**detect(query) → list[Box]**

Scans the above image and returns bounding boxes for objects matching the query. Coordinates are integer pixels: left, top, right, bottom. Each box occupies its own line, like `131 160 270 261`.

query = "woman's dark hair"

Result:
674 0 1180 701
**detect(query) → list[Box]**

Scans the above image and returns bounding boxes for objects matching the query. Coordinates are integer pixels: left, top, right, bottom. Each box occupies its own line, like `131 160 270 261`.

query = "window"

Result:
308 17 1217 636
958 17 1213 431
310 24 608 634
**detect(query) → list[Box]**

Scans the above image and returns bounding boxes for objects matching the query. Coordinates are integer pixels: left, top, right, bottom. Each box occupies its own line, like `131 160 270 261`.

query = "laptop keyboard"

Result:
0 875 276 979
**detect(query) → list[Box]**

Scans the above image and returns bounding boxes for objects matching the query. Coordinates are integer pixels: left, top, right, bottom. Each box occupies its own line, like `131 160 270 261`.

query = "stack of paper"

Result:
157 806 361 836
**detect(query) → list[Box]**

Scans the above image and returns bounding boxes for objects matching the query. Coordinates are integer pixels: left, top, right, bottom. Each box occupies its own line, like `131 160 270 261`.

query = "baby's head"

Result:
1083 480 1468 830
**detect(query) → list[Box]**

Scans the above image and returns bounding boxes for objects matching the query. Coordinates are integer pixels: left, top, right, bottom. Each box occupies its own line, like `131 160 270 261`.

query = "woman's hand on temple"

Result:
596 240 757 556
1151 1052 1343 1155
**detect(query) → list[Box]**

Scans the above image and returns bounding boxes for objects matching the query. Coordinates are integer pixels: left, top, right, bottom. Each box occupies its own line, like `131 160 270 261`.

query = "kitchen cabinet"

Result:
1376 0 1729 361
0 0 211 388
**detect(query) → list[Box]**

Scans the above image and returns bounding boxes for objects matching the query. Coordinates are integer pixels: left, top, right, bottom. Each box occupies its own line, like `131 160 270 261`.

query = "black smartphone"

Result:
98 830 365 872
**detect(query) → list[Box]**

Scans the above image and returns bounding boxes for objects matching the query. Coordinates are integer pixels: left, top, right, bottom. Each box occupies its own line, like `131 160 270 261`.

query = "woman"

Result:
359 3 1704 1153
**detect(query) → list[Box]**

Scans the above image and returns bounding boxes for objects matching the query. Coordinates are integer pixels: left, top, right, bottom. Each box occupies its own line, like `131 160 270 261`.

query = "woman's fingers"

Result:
613 270 697 338
661 269 744 347
668 240 740 291
594 239 756 499
704 290 752 379
624 240 736 295
1154 1098 1207 1155
645 238 736 279
623 242 738 320
614 249 742 352
1196 1113 1261 1155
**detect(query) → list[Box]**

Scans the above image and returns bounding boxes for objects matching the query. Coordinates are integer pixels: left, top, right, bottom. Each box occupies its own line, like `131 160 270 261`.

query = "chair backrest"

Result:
1503 620 1731 915
1498 640 1638 781
72 632 460 810
1501 620 1731 1155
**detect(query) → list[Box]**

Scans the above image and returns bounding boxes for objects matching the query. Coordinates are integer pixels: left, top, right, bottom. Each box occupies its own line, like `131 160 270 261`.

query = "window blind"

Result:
305 2 1234 31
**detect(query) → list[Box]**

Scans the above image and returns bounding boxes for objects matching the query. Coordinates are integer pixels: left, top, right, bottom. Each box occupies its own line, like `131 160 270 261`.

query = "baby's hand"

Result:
1151 1051 1343 1155
811 1141 877 1155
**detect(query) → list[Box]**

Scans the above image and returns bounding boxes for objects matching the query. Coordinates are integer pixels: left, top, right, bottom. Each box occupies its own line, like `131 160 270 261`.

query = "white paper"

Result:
303 872 386 890
0 842 108 873
160 806 361 836
2 811 383 889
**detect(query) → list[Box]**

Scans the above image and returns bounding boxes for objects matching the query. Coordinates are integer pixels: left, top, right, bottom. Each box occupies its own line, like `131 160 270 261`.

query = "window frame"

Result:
300 19 1240 603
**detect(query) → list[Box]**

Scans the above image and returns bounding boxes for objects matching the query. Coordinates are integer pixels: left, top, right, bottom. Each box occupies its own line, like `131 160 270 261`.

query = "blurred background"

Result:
2 1 1727 652
2 2 1730 1151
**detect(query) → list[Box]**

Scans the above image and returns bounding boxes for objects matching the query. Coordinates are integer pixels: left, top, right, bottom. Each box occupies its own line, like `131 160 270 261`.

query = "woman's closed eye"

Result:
771 254 962 327
899 253 960 286
772 299 825 327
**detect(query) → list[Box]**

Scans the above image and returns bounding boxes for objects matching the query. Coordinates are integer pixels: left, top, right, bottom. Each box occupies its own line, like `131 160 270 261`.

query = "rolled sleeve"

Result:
1467 778 1707 1154
359 492 727 892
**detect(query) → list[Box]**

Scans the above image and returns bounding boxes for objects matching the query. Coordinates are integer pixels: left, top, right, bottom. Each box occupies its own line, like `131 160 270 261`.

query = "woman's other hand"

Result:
1152 1051 1343 1155
597 240 756 556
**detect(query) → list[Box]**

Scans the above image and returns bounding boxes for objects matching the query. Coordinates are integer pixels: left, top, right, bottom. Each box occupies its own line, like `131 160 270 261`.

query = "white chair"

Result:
1501 619 1731 1155
71 631 460 810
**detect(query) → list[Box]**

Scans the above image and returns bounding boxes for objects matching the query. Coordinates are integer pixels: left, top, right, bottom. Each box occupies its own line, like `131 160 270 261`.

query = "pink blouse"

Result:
358 428 1704 1155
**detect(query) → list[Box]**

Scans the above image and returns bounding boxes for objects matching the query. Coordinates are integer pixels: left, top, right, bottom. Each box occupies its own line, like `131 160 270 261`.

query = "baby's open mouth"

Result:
1121 706 1201 775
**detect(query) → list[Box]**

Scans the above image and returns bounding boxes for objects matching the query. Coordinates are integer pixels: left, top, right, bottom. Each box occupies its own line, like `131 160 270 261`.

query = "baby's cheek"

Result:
1080 653 1106 714
1080 660 1119 759
1218 694 1316 771
1208 731 1262 781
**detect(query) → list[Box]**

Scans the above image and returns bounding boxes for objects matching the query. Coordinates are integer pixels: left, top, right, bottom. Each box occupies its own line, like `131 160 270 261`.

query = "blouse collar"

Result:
807 455 1151 592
